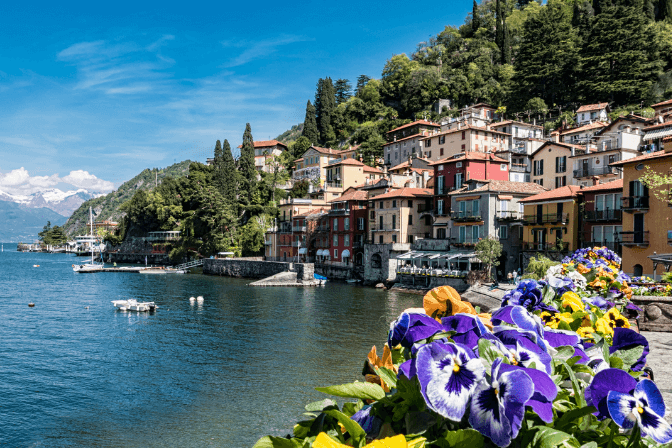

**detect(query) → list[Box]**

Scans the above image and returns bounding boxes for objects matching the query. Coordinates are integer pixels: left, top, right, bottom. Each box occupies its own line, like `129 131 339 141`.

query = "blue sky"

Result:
0 0 472 194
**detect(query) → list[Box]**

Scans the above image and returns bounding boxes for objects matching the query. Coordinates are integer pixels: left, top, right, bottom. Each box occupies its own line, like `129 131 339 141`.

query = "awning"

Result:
299 248 307 254
396 251 414 260
497 195 513 200
643 127 672 141
341 249 351 258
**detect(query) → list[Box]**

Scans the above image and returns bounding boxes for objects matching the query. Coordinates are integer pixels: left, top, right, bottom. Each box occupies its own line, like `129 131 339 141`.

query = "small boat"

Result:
314 273 327 285
164 269 187 274
111 299 158 312
33 265 40 268
139 268 167 275
346 279 361 284
73 207 104 273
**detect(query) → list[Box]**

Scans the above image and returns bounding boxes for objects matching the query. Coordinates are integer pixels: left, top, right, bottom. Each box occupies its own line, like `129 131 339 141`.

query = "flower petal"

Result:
398 359 417 380
635 379 666 418
468 381 512 447
498 369 534 439
498 362 557 423
587 368 637 420
607 391 637 429
609 328 649 372
638 406 672 444
442 314 489 350
542 328 581 348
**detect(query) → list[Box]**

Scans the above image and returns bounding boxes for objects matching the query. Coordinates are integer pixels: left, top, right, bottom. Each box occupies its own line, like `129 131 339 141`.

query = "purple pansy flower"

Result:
609 328 649 372
586 368 637 420
468 358 534 447
582 295 609 310
542 328 581 348
350 406 382 438
497 360 558 423
607 379 672 444
416 341 485 421
388 311 443 349
492 328 552 373
492 306 544 339
441 313 490 351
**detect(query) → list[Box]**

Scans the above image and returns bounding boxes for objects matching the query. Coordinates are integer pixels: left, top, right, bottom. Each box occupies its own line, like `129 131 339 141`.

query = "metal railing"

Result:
584 241 622 253
292 226 306 232
584 209 622 221
620 231 649 245
573 166 613 178
510 163 528 173
621 196 649 210
522 242 567 251
453 236 481 245
325 181 342 188
451 210 482 222
496 211 523 220
523 213 569 225
370 225 400 232
329 209 350 215
510 146 528 155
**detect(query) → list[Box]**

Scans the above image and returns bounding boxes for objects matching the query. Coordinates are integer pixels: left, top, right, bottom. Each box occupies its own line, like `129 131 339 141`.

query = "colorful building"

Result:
368 188 434 245
579 179 623 255
322 188 369 266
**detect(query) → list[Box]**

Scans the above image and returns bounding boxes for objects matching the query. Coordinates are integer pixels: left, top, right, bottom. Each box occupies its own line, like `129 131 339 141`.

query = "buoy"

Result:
189 296 195 302
197 296 204 303
33 265 40 267
28 303 35 307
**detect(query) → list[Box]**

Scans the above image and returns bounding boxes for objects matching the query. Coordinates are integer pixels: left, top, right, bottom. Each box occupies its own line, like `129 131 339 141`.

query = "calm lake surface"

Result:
0 245 420 447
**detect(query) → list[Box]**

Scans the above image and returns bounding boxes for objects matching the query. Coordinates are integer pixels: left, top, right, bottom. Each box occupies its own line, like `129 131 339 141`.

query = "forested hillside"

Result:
63 160 192 237
282 0 672 164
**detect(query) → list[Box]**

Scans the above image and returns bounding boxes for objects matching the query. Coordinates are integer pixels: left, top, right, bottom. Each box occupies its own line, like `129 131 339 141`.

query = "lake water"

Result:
0 245 420 447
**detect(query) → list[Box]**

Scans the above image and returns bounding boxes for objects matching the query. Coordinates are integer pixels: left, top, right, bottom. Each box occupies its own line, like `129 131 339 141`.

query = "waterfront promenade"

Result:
641 331 672 422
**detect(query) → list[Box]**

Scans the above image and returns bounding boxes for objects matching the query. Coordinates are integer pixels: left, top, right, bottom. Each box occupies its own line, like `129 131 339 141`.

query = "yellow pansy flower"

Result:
595 317 613 335
561 291 584 312
577 326 594 338
313 432 423 448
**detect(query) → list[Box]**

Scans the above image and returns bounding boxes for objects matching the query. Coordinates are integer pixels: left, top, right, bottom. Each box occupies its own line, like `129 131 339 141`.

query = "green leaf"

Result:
436 428 485 448
609 356 624 370
305 399 337 412
558 321 572 331
374 366 398 390
478 337 503 369
324 410 366 446
553 405 596 431
554 346 576 362
579 442 598 448
543 285 556 302
252 436 301 448
613 346 644 371
560 361 585 408
531 426 580 448
341 401 363 417
315 382 386 401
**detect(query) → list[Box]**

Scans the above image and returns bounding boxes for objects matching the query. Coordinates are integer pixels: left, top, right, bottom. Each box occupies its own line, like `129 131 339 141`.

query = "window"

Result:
500 225 508 239
358 217 364 230
500 164 507 171
437 176 445 194
425 215 432 225
462 131 466 140
437 199 444 215
459 226 466 243
533 159 544 176
343 217 349 230
519 226 524 239
379 235 383 244
333 234 338 246
534 179 543 186
426 139 432 147
409 214 413 225
392 215 396 229
344 234 350 246
608 154 617 165
408 200 413 207
455 173 463 189
386 154 390 164
427 151 431 158
461 144 465 150
555 156 567 173
392 200 397 208
334 249 338 259
439 135 446 144
379 201 383 209
333 218 338 231
555 176 567 188
392 234 397 243
370 210 375 219
456 162 462 168
379 215 383 229
475 144 479 151
440 148 444 156
437 228 446 239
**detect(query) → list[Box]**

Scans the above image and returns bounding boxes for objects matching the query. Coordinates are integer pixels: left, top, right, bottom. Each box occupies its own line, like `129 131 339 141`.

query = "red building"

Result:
580 179 623 255
277 208 327 261
324 187 369 266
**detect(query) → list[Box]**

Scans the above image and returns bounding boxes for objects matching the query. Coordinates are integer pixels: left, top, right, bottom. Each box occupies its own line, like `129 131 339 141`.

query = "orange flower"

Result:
589 278 607 290
366 344 397 392
423 286 476 320
577 264 591 274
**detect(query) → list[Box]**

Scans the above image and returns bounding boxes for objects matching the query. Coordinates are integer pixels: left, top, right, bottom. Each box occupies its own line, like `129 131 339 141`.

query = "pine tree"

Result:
334 79 353 105
644 0 655 19
238 123 257 205
213 139 224 193
302 100 319 144
495 0 504 52
472 0 480 34
221 139 237 205
580 3 663 103
315 77 336 145
355 75 371 96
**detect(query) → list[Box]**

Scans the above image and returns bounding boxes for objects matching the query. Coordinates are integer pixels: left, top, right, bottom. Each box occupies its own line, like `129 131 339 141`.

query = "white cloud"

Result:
0 167 113 196
221 35 312 67
62 170 114 191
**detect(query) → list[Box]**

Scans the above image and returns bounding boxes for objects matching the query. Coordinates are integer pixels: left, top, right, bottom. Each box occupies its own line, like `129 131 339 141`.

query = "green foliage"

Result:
638 165 672 205
475 236 502 280
239 123 257 205
290 179 310 199
38 222 68 246
334 78 352 105
315 77 337 146
315 382 386 401
301 100 319 144
525 255 560 280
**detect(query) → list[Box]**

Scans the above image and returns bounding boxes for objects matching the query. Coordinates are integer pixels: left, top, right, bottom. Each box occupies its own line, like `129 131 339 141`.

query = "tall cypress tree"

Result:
334 79 353 105
502 16 511 64
472 0 480 34
213 139 225 195
644 0 655 19
239 123 257 205
302 100 319 144
495 0 504 51
221 139 237 205
316 77 336 145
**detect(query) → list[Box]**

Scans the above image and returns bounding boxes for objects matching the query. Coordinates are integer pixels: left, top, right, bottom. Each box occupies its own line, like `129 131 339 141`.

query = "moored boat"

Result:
111 299 158 312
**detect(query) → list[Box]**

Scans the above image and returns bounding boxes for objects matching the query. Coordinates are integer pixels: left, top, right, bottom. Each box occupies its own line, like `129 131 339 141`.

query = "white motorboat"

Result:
139 268 167 274
73 207 104 273
112 299 158 312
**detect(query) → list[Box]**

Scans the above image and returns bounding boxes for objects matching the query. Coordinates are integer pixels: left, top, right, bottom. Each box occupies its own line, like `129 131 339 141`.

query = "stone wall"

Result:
394 274 470 292
315 264 354 281
203 258 313 281
631 296 672 332
363 243 411 284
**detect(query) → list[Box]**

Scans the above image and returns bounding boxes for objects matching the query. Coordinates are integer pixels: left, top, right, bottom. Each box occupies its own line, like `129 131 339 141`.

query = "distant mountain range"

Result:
0 188 103 217
0 201 67 243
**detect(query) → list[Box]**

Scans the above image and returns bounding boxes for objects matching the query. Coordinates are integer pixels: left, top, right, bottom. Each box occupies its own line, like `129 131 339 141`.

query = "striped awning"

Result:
643 127 672 141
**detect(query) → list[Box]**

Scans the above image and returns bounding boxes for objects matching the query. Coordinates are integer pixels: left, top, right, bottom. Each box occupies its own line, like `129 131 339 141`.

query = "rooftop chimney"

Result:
591 176 600 186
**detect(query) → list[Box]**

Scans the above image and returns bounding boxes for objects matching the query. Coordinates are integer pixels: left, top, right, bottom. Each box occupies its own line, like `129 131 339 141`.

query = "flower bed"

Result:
254 247 668 448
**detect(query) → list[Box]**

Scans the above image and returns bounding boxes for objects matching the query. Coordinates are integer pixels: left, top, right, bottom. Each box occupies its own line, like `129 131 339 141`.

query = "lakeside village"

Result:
24 100 672 292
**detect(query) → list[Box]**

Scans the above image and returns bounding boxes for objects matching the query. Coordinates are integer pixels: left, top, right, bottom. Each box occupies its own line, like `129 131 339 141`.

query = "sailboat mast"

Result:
90 207 94 264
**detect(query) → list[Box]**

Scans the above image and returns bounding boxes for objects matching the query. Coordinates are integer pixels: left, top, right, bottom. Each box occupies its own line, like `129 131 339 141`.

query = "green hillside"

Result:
63 160 192 236
276 123 303 144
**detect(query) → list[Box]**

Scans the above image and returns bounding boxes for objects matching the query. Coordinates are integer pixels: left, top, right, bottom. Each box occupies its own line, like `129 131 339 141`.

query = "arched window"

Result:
355 252 364 266
371 253 382 268
633 264 643 277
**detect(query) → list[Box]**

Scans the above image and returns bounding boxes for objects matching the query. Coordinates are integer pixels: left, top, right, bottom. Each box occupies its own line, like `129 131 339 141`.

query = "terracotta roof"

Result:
580 179 623 193
363 165 383 174
420 124 511 140
491 120 543 129
518 185 582 203
328 188 368 203
387 120 440 134
294 207 328 218
560 121 608 135
449 180 547 196
237 139 288 149
371 187 434 200
643 120 672 131
310 146 340 155
577 103 609 113
651 99 672 108
429 152 508 166
389 158 431 171
530 141 588 158
294 157 304 162
464 103 495 110
383 133 424 146
610 150 672 166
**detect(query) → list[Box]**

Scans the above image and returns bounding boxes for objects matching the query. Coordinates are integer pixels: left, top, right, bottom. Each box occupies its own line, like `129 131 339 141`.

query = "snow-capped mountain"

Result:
0 188 103 217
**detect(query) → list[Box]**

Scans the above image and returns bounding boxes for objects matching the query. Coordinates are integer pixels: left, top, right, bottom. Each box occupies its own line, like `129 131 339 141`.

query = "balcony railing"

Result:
292 226 307 232
510 163 528 173
496 211 523 221
453 236 481 246
584 241 622 254
620 231 649 246
621 196 649 211
584 209 623 222
329 208 350 215
325 181 342 188
522 242 567 251
523 213 569 225
370 225 400 232
573 166 614 178
451 210 483 222
510 145 528 155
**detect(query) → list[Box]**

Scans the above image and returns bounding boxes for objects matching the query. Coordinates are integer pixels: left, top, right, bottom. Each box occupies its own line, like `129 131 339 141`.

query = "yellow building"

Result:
530 142 588 188
323 158 383 202
519 185 582 254
368 188 434 244
611 149 672 277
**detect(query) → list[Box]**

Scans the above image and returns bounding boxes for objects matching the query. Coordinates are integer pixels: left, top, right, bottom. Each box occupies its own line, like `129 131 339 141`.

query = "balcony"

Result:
451 210 483 222
522 242 567 251
510 145 528 155
292 226 307 232
264 240 272 246
452 236 481 247
584 241 622 254
510 163 528 173
277 225 292 234
621 196 649 212
370 225 400 232
329 208 350 215
584 209 622 222
523 213 569 225
573 166 614 178
496 211 523 221
620 231 649 246
325 181 342 188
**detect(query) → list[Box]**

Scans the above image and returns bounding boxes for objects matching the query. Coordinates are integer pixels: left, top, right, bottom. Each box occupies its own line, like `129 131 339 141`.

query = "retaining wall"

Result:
203 258 314 281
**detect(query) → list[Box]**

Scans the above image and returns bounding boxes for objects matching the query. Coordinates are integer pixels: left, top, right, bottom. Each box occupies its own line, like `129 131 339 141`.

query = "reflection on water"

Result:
0 246 421 447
